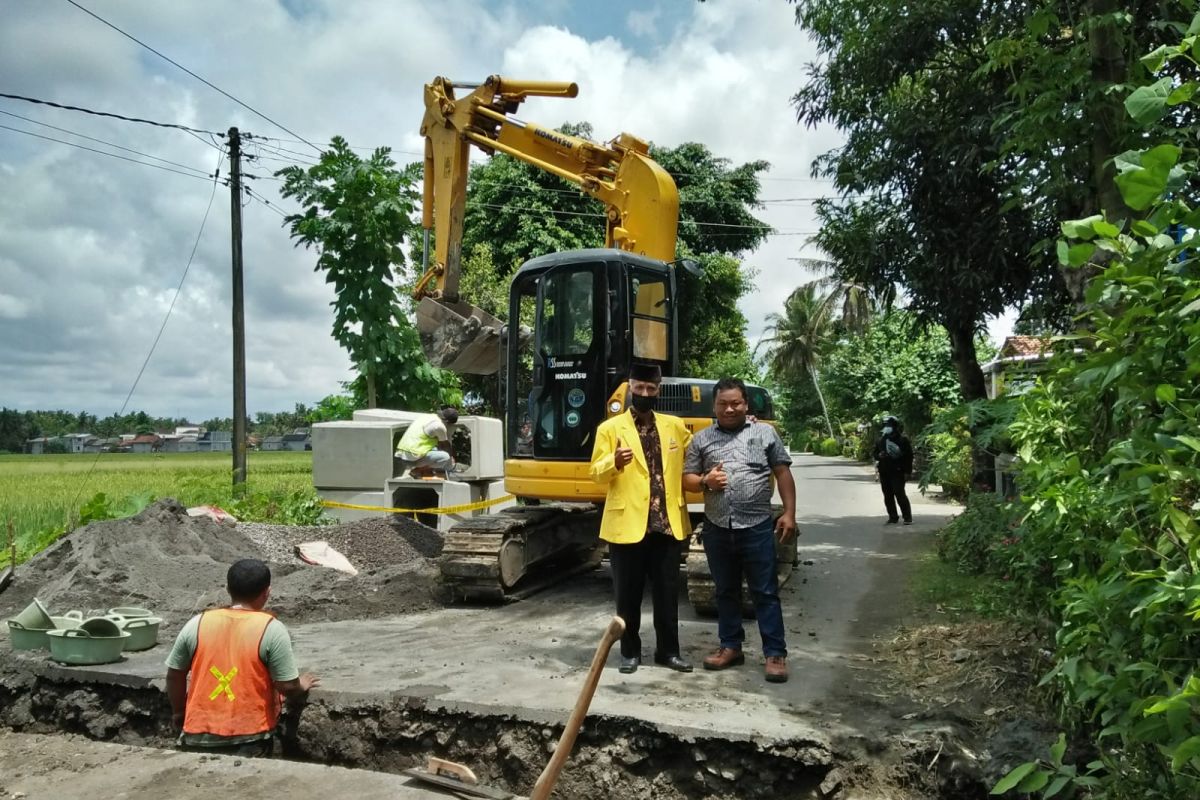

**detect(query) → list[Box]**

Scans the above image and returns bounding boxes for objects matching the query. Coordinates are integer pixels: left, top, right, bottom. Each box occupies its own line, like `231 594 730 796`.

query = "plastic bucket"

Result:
79 617 123 637
119 617 162 651
7 620 49 650
46 629 130 665
11 598 53 630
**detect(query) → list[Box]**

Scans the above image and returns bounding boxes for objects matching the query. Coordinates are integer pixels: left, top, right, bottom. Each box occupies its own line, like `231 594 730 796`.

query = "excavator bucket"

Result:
416 296 505 375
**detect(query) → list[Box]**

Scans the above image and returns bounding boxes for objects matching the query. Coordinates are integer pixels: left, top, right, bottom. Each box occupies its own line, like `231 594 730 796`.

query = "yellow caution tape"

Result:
320 494 515 516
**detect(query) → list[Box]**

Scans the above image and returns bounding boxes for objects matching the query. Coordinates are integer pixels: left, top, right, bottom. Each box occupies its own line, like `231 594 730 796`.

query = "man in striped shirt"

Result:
684 377 797 683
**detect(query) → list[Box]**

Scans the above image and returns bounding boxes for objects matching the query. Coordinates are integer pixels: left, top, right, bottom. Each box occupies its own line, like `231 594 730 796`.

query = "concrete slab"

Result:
8 457 958 752
0 731 448 799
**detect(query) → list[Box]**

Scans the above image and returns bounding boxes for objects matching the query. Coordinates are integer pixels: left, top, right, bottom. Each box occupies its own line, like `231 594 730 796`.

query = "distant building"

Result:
25 437 52 455
281 428 312 451
125 433 162 453
261 435 285 452
197 430 233 453
161 434 199 453
982 336 1055 400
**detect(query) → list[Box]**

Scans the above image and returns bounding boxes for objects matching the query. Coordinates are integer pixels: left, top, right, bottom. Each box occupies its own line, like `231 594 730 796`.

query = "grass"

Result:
0 451 314 562
910 550 1016 621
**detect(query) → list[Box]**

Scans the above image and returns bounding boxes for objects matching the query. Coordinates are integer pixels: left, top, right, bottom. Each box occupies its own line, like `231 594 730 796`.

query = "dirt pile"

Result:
0 500 444 634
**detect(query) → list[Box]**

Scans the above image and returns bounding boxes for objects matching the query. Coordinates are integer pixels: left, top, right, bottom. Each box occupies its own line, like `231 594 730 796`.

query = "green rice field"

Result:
0 451 314 563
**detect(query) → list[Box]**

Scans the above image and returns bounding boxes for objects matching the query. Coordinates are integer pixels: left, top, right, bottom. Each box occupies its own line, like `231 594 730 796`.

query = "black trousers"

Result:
880 469 912 522
608 533 682 659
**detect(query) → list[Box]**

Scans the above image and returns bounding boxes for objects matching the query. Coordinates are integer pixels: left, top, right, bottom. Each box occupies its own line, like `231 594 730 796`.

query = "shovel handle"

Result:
528 615 624 800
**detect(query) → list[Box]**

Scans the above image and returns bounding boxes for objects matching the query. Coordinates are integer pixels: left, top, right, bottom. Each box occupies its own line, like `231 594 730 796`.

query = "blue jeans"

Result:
702 517 787 657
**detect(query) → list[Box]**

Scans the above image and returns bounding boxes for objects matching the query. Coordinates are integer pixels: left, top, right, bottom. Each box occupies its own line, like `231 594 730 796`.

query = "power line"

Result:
66 149 225 515
243 133 836 184
0 123 218 182
66 0 323 154
243 185 288 219
0 91 220 135
0 109 220 176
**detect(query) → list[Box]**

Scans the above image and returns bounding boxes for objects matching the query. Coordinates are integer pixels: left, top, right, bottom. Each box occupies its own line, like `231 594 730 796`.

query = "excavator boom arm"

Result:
416 75 679 303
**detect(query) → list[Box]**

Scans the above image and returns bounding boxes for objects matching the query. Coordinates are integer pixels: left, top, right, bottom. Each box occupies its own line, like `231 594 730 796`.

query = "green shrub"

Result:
840 433 862 459
817 437 839 456
993 38 1200 794
922 431 973 500
226 489 330 526
936 493 1020 576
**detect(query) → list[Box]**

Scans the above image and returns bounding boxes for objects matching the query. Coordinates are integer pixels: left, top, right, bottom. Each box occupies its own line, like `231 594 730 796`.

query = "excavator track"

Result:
440 502 604 602
686 515 800 617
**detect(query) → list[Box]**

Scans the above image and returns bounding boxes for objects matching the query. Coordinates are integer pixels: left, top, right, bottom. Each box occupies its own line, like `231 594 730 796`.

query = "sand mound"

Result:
0 499 443 634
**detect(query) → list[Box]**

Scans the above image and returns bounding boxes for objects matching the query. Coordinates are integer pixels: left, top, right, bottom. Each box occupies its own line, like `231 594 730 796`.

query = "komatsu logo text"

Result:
534 128 574 150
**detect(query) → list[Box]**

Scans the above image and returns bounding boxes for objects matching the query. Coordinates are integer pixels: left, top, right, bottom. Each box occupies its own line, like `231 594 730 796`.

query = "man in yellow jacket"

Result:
589 362 693 674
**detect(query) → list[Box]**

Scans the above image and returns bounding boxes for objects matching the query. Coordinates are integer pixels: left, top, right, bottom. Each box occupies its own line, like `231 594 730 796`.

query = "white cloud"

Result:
0 0 840 420
626 8 661 38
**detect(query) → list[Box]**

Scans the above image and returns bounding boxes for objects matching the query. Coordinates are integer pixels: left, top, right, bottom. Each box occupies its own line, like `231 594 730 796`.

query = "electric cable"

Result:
0 91 221 135
0 109 219 175
65 148 226 517
65 0 323 154
0 123 217 182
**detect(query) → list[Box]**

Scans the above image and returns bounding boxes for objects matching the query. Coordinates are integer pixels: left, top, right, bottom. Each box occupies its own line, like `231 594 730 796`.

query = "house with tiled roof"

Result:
982 336 1059 399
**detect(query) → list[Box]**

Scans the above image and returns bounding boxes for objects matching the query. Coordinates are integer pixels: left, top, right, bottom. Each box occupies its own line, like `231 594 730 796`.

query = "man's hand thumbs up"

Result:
706 461 728 492
614 437 634 470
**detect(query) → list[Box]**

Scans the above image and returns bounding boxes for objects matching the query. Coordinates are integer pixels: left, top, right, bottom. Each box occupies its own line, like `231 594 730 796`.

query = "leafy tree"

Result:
278 137 457 411
820 311 970 436
307 394 357 423
0 408 39 453
979 0 1195 308
677 253 759 380
793 0 1046 406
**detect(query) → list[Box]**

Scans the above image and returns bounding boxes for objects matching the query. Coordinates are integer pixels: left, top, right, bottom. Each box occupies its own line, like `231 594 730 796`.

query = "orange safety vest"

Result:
183 608 280 737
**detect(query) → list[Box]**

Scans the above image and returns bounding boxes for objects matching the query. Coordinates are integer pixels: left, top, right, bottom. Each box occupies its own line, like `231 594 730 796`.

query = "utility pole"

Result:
228 127 247 489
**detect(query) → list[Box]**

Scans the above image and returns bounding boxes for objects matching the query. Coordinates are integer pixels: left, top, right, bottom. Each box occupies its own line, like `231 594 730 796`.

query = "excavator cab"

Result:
505 248 676 470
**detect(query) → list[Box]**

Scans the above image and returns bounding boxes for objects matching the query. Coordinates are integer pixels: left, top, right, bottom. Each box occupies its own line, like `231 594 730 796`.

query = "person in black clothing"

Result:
873 415 914 525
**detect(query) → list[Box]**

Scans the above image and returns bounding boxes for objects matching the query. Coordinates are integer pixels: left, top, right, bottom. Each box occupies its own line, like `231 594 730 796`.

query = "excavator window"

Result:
540 270 594 357
629 270 670 363
517 262 605 460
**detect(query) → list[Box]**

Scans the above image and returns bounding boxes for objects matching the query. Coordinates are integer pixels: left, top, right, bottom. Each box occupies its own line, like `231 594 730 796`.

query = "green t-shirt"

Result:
165 610 300 748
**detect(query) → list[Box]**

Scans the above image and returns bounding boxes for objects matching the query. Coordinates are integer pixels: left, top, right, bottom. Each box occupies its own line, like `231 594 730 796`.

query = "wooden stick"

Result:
7 517 14 570
528 616 624 800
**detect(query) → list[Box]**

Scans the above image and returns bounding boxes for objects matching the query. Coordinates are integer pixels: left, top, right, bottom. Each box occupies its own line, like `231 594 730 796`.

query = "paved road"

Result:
44 456 959 750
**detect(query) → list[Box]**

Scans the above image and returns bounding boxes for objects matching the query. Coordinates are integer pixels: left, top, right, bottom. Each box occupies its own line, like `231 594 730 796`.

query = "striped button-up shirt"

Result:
684 421 792 529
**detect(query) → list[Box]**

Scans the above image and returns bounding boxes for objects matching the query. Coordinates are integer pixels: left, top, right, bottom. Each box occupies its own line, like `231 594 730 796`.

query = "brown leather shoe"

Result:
765 655 788 683
702 647 745 671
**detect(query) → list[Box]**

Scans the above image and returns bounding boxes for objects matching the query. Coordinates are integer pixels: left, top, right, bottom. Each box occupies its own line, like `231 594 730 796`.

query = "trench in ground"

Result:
0 663 995 799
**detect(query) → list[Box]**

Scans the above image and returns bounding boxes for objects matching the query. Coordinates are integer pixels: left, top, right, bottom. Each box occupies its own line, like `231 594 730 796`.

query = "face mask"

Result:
630 393 657 413
881 426 894 436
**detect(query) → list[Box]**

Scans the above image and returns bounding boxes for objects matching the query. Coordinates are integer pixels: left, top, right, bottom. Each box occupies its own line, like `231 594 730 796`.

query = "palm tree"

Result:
791 258 888 336
756 282 838 439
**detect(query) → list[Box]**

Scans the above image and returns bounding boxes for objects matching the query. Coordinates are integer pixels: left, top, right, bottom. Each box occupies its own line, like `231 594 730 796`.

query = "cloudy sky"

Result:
0 0 1012 422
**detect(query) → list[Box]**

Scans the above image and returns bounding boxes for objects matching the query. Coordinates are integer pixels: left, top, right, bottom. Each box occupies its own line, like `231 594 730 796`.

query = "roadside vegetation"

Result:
784 0 1200 795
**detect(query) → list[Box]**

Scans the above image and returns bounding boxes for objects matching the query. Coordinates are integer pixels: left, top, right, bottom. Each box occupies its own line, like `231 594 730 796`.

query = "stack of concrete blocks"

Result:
312 409 512 532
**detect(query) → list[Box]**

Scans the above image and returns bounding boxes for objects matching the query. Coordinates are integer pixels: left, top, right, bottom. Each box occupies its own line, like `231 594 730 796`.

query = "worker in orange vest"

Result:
165 559 319 756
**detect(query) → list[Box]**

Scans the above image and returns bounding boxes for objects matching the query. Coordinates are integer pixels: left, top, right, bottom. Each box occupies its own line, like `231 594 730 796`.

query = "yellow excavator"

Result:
413 76 790 607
